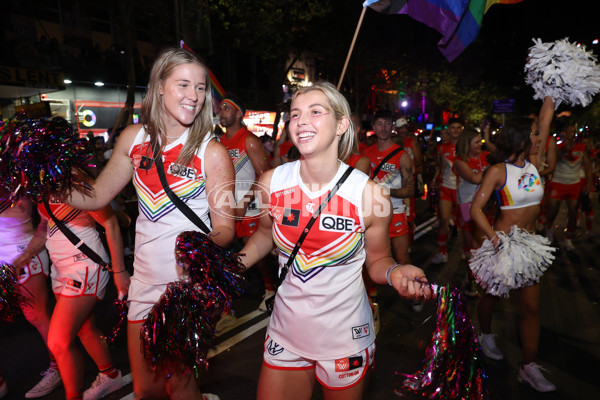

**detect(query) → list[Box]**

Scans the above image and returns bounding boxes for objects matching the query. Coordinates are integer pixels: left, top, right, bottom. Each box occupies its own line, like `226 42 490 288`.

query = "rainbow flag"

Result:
439 0 523 61
364 0 523 62
179 40 226 106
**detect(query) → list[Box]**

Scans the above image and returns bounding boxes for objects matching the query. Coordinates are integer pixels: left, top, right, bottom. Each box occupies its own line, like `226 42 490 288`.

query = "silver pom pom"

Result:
469 226 556 298
524 38 600 108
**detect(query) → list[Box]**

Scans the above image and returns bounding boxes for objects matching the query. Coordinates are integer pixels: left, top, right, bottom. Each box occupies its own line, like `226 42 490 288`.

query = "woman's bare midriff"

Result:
494 204 540 234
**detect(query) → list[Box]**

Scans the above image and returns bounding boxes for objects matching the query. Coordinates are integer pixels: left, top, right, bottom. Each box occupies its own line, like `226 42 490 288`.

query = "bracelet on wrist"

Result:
386 263 402 286
112 269 127 274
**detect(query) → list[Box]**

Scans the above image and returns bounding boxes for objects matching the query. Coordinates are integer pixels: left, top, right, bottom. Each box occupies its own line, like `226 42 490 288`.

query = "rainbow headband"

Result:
222 99 243 114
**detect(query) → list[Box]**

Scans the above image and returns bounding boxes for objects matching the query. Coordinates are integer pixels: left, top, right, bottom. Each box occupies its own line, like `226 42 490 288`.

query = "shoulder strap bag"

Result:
371 147 403 179
265 166 354 313
152 143 211 234
43 201 109 270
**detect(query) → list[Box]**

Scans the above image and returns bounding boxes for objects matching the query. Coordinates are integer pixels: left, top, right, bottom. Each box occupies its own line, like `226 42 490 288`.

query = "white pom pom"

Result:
469 226 556 297
524 38 600 108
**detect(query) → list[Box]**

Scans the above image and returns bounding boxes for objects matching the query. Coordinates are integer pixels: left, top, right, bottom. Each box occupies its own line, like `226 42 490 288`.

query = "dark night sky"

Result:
345 0 598 113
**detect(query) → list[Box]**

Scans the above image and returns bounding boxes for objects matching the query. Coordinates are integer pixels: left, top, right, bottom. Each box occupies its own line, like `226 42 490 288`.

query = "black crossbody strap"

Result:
152 143 211 234
371 147 403 179
283 166 354 273
43 201 108 268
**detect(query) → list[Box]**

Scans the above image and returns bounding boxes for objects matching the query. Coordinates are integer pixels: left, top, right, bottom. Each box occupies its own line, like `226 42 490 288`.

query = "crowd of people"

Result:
2 46 599 400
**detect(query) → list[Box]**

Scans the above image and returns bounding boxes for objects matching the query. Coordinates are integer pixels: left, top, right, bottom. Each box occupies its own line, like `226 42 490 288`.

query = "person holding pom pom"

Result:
67 47 235 400
239 81 432 400
0 195 61 398
469 97 557 392
35 173 130 400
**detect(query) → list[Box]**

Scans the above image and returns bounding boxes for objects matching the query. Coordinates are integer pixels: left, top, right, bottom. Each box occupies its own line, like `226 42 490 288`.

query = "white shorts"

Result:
51 256 109 300
262 334 375 390
127 276 168 322
16 249 50 285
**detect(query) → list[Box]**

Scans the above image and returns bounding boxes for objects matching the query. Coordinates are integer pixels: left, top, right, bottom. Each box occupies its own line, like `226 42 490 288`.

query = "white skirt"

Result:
469 226 556 298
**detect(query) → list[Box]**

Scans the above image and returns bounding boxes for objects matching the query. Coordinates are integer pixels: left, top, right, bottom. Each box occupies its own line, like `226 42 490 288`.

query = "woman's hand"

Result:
388 264 434 301
112 268 131 299
11 252 31 270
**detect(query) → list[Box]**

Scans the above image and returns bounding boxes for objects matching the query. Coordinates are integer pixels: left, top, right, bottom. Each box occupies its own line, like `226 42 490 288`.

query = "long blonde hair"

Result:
292 82 355 162
455 127 480 160
141 47 214 166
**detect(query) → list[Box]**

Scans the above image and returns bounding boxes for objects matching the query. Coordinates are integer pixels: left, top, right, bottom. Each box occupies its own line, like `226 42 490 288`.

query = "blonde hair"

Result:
141 47 213 166
292 82 355 161
455 127 480 160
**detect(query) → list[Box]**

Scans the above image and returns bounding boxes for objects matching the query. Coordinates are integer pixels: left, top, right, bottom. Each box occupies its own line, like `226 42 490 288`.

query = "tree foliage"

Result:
202 0 331 62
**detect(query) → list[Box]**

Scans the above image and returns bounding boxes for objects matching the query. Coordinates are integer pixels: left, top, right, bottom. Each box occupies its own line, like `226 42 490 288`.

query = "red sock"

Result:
65 393 82 400
438 232 448 255
98 364 119 379
49 359 58 370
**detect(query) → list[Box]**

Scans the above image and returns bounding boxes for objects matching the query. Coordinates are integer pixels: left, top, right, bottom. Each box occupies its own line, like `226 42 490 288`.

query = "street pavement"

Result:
1 198 599 400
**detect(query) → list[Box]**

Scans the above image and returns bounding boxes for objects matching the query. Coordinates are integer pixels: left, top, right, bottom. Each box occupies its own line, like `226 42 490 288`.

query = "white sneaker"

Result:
83 370 123 400
518 362 557 392
258 290 276 312
477 333 504 360
203 394 220 400
25 367 62 398
431 252 447 264
563 238 575 252
215 312 237 333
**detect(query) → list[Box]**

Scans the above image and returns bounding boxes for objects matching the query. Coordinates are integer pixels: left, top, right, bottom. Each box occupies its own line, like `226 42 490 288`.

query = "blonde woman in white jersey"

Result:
240 82 432 400
470 98 556 393
67 47 235 400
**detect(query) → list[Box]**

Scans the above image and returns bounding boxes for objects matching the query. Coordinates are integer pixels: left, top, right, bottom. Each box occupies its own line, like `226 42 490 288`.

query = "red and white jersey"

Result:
364 143 406 213
438 142 458 189
219 127 259 217
267 161 374 359
553 142 586 185
129 127 212 284
0 198 36 262
37 198 108 268
454 151 489 204
401 135 416 160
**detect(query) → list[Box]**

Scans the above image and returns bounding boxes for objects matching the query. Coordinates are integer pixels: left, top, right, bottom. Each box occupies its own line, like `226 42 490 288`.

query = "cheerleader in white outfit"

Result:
240 82 432 400
470 98 557 393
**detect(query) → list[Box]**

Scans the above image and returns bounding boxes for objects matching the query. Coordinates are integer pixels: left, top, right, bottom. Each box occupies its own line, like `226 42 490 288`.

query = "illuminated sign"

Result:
75 101 141 133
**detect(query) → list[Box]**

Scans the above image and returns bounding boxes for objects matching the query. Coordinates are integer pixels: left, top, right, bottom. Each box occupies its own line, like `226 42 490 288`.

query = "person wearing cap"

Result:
393 118 423 243
218 93 275 316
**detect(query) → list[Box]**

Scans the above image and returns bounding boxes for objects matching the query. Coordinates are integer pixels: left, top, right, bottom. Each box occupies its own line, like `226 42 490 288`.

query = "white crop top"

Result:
495 161 543 210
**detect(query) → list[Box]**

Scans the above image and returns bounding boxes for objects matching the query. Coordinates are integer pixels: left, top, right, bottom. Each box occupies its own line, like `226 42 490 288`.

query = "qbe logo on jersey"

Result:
319 214 355 233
